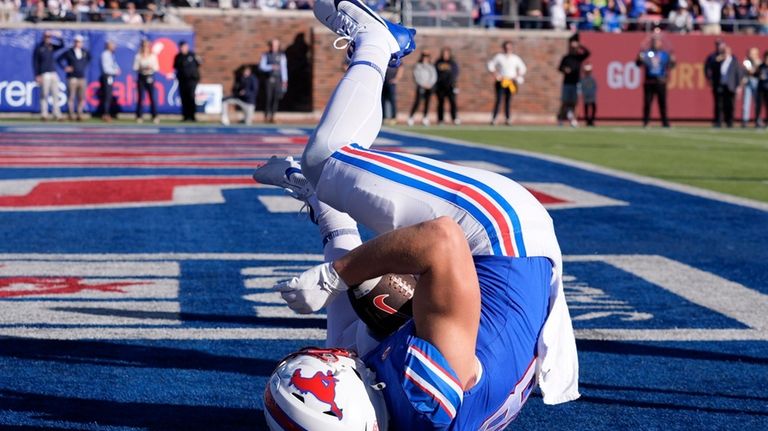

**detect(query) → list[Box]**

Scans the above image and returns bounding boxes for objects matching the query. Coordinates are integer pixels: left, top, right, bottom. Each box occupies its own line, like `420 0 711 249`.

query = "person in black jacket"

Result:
33 30 64 121
259 39 288 124
221 66 259 126
173 41 201 122
704 39 726 127
434 47 460 125
755 50 768 128
557 36 590 127
706 44 743 128
57 35 91 121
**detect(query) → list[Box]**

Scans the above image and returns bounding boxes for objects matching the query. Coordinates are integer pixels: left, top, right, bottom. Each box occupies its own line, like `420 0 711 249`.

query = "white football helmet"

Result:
264 347 389 431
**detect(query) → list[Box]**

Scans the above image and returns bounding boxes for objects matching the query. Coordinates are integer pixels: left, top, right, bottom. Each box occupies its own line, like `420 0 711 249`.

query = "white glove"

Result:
274 262 349 314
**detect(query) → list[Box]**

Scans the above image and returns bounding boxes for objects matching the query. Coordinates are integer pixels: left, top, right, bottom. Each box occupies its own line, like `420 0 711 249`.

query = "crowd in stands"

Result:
0 0 175 23
472 0 768 33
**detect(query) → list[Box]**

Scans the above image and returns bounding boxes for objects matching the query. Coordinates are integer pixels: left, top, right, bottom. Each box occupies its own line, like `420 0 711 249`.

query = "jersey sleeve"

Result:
401 335 465 427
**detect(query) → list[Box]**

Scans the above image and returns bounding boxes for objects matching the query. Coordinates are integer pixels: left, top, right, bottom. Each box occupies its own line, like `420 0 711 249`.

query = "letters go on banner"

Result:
0 28 194 114
577 33 765 121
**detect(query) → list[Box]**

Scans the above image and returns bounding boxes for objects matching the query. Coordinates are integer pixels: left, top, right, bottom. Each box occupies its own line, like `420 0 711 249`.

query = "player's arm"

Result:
334 216 481 389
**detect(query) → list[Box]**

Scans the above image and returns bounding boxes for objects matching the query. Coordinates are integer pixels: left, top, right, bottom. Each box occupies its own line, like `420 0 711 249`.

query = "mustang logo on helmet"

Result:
290 368 344 420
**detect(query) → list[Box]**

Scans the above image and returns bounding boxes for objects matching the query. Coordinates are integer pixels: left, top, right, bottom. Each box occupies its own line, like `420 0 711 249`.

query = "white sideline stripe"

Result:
575 329 768 341
397 146 443 155
387 129 768 212
0 301 180 325
0 261 179 277
241 266 307 276
0 253 324 261
568 254 768 331
0 327 327 340
277 128 307 135
254 306 326 319
257 196 305 213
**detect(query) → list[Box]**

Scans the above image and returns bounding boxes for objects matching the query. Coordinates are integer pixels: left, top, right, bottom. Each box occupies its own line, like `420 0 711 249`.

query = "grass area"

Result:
403 126 768 203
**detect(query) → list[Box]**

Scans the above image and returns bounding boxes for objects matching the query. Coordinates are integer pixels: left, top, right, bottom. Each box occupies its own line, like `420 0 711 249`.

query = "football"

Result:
347 273 417 337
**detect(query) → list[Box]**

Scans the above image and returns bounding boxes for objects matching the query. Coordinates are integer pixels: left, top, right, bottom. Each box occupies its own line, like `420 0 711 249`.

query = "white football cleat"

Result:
314 0 416 68
252 156 315 202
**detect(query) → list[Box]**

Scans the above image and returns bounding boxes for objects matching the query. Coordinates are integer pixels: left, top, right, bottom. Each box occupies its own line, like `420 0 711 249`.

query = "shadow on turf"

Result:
48 307 326 329
0 389 267 430
0 338 277 376
577 340 768 365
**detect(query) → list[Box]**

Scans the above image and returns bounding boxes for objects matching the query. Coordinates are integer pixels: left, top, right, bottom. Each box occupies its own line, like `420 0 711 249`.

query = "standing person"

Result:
705 39 726 127
255 2 579 429
133 39 159 124
33 30 64 121
711 45 743 128
173 41 201 122
557 36 590 127
487 40 526 126
99 40 120 122
221 66 258 126
57 34 90 122
434 47 460 126
406 51 437 126
755 50 768 128
259 39 288 124
381 65 403 126
635 35 675 128
741 47 761 128
580 64 597 127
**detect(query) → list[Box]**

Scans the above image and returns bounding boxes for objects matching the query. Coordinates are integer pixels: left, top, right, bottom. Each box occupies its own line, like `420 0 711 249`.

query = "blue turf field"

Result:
0 125 766 430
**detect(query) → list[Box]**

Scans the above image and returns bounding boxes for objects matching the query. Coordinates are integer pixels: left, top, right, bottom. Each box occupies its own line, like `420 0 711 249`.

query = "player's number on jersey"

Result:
478 361 537 431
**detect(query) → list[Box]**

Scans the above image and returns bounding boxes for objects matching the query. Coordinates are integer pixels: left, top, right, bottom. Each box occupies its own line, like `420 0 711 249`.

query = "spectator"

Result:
26 1 49 22
381 66 403 126
173 40 201 122
221 66 258 126
434 47 460 126
133 39 159 123
713 45 744 127
1 0 20 22
580 64 597 126
549 0 567 30
759 1 768 34
557 36 590 127
100 40 120 122
627 0 646 30
259 39 287 124
721 3 737 32
577 0 599 30
636 34 675 127
407 51 437 127
87 0 103 22
487 40 526 126
72 0 89 21
741 47 761 127
668 2 694 33
143 2 164 22
601 0 627 32
704 39 726 126
735 0 758 33
522 0 544 29
57 34 91 121
754 49 768 127
122 1 143 23
33 30 64 121
104 0 121 23
699 0 726 34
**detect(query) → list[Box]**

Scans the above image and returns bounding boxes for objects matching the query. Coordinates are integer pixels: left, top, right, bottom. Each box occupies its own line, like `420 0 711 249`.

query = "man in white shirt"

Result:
100 41 120 122
486 41 527 126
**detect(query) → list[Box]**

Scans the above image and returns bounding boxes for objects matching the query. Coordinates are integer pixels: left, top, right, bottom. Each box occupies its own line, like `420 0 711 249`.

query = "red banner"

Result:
579 33 766 121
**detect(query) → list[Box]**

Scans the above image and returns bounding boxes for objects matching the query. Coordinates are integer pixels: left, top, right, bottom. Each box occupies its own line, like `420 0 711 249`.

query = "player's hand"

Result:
274 263 349 314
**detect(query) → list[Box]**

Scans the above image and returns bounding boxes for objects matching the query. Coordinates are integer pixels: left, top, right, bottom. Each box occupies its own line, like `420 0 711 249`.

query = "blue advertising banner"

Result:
0 28 194 114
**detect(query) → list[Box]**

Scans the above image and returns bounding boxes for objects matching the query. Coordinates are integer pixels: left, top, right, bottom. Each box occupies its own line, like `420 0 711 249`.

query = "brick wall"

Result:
180 9 571 122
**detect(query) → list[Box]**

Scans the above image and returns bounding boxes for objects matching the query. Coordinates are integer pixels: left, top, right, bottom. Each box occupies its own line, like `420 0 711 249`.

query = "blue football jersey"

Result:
364 256 552 430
